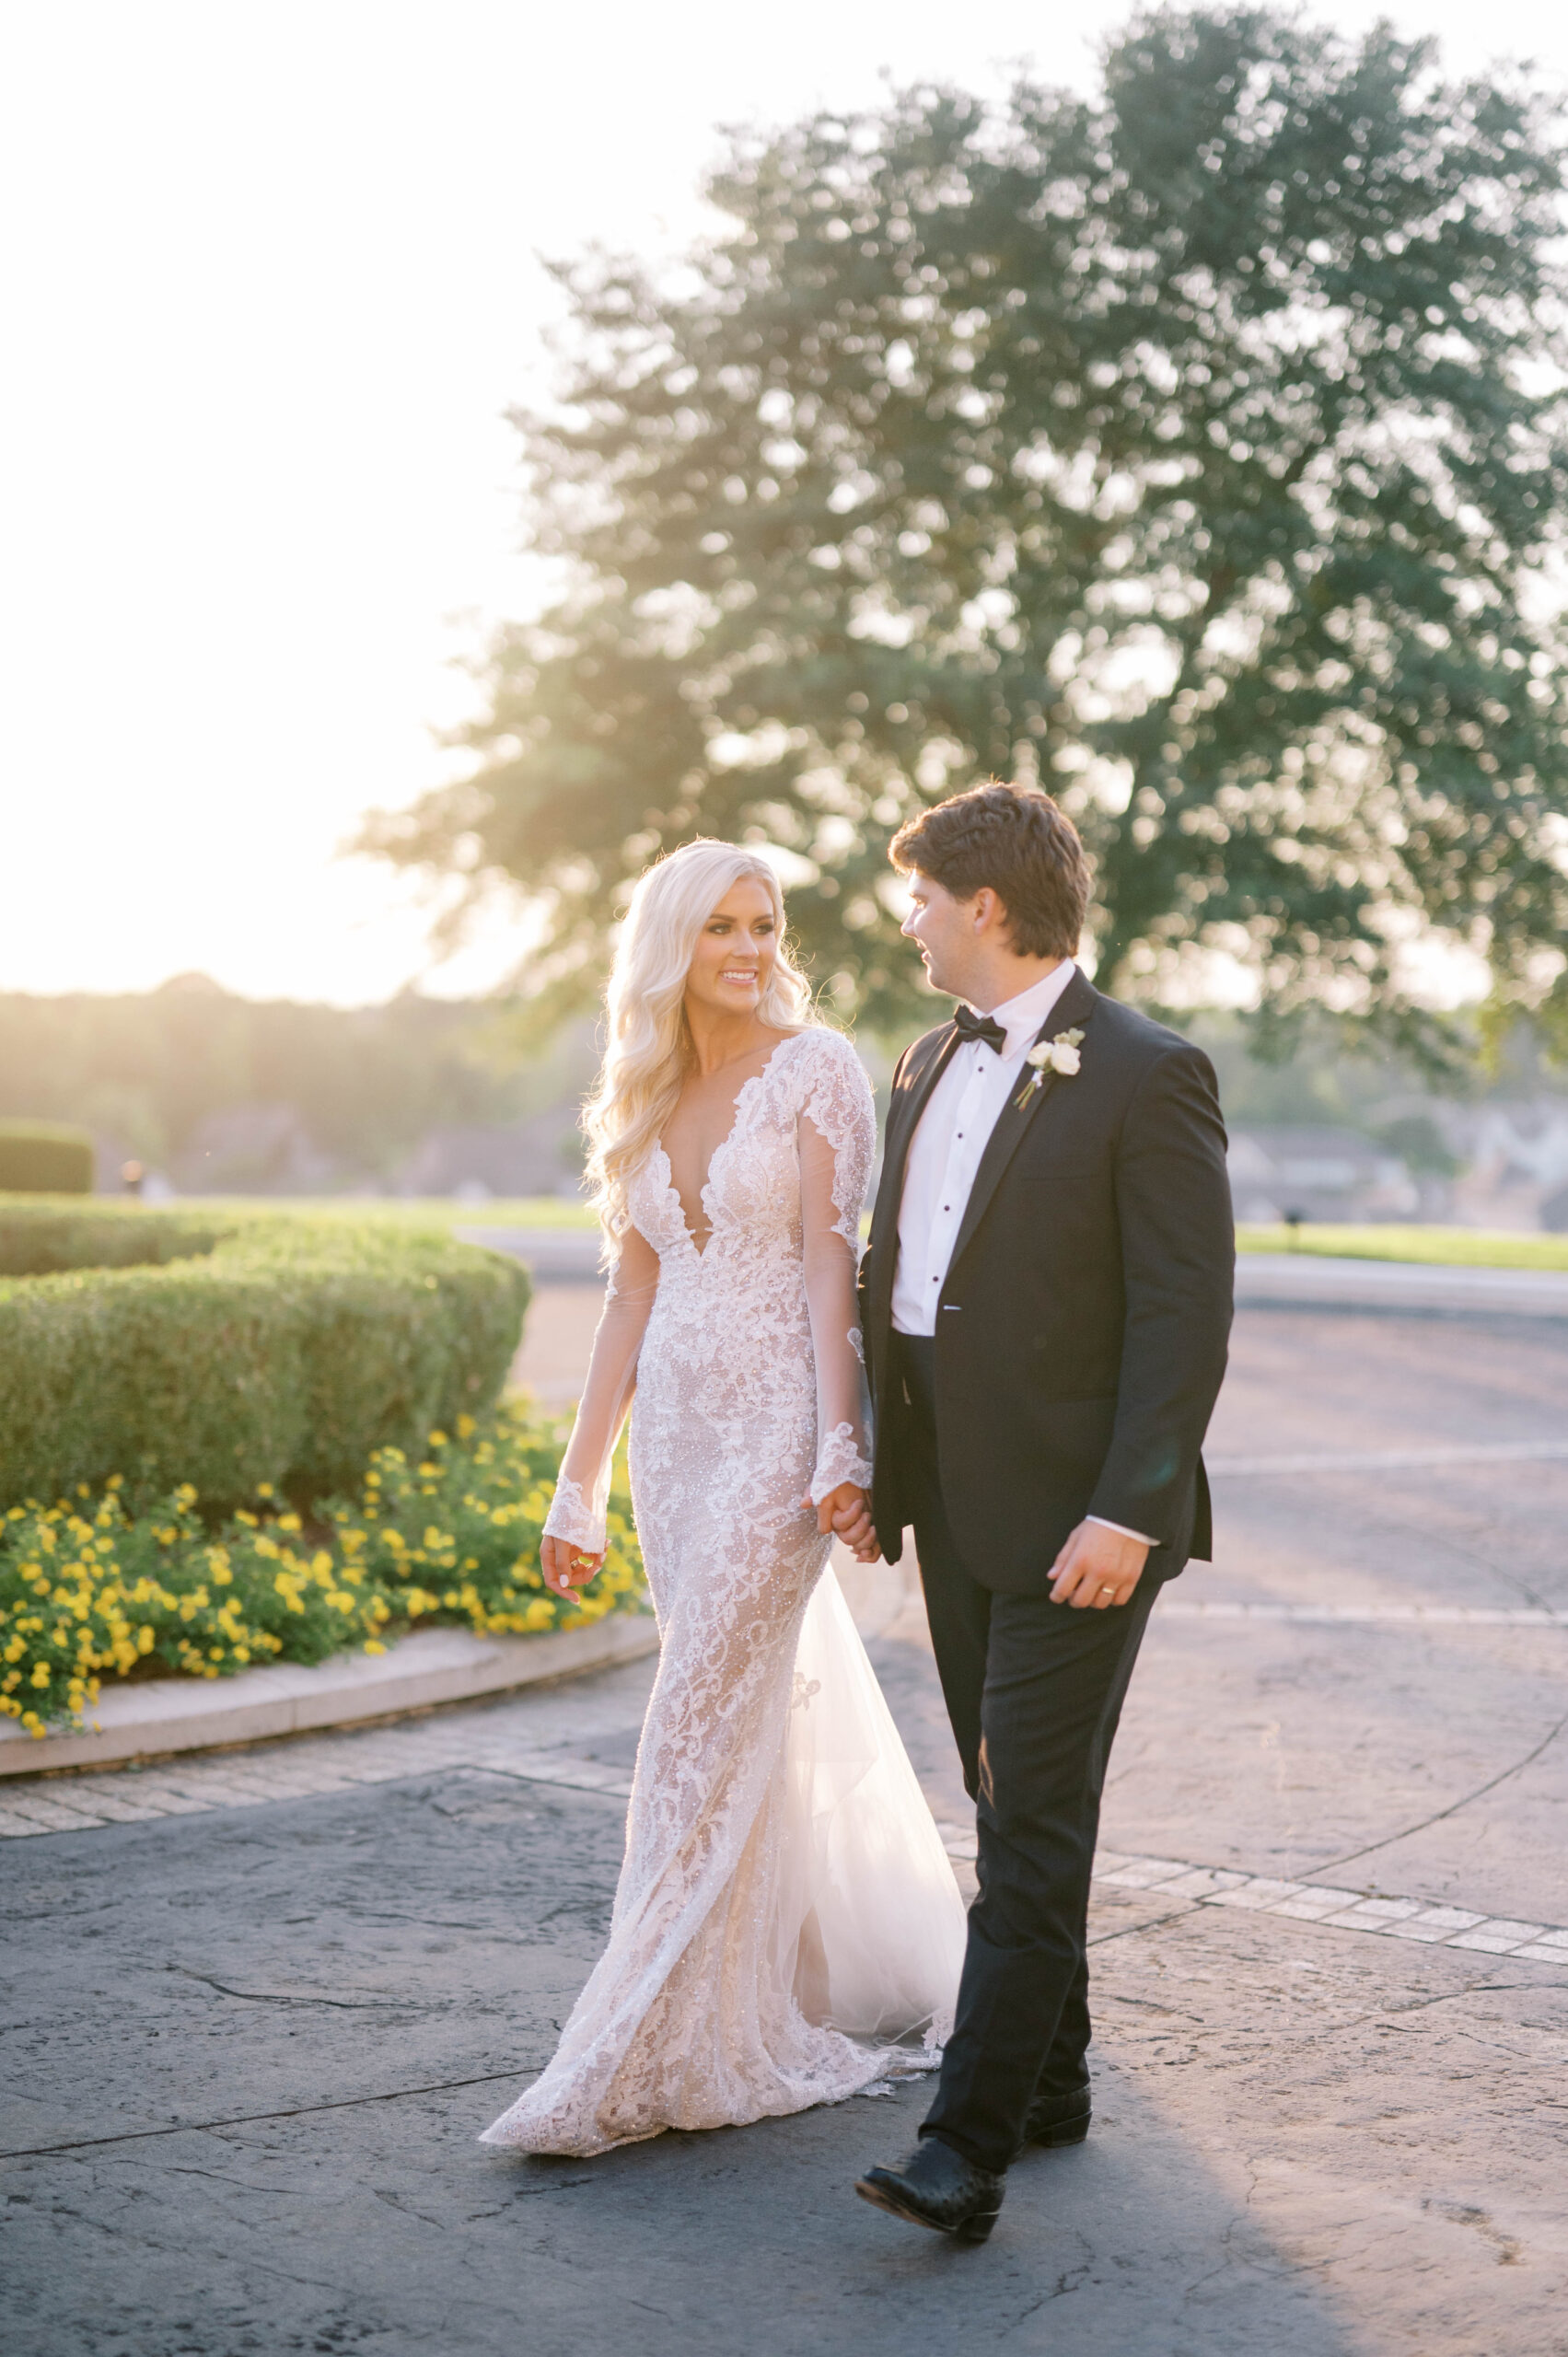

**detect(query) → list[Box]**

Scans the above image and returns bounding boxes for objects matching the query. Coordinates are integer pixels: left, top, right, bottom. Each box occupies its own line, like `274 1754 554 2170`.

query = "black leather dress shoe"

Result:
1020 2084 1091 2153
854 2138 1005 2244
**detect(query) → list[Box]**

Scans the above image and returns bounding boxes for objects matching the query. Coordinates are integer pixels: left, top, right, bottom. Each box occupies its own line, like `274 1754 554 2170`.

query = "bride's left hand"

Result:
807 1482 880 1563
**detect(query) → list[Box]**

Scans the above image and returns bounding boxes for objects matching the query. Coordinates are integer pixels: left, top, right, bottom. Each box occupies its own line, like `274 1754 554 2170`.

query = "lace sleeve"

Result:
797 1031 877 1507
798 1028 877 1253
541 1224 660 1552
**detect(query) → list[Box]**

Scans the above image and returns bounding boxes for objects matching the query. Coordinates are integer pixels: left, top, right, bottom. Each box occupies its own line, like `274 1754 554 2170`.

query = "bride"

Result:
481 840 965 2156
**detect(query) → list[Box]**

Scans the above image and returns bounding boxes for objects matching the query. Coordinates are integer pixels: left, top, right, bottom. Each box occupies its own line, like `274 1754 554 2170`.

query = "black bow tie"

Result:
954 1004 1007 1054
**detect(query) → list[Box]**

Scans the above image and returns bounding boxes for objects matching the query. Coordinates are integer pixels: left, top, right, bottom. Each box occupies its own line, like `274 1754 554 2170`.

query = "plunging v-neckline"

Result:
656 1033 799 1258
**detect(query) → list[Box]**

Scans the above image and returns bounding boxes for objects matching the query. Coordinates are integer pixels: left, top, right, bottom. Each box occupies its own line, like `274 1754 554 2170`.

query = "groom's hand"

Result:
1049 1520 1149 1609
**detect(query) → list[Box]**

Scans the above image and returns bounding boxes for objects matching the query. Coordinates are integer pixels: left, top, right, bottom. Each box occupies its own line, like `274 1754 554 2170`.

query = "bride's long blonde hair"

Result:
584 840 819 1256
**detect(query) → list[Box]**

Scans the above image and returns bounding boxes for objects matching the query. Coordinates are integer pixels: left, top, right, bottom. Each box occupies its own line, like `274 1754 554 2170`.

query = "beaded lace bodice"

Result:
540 1026 876 1556
482 1027 963 2157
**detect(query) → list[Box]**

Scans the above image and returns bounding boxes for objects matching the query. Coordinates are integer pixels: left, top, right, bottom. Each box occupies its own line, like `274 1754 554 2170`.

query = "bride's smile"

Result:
683 879 777 1019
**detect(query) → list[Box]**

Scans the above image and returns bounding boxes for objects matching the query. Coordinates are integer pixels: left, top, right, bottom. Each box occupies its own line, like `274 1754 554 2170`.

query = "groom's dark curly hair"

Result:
889 781 1091 958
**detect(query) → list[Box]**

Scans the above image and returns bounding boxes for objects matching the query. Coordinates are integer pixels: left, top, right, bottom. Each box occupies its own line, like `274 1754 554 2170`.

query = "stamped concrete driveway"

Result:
4 1296 1568 2357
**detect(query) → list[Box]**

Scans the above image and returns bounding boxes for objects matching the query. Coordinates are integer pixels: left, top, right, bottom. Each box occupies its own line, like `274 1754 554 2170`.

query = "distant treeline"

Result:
0 977 559 1187
7 973 1561 1200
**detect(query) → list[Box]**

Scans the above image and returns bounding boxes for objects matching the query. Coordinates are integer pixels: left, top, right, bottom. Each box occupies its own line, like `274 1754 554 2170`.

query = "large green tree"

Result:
367 6 1568 1037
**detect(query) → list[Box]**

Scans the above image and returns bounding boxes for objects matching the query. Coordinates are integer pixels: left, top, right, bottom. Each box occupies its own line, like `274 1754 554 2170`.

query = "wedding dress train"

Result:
481 1027 965 2156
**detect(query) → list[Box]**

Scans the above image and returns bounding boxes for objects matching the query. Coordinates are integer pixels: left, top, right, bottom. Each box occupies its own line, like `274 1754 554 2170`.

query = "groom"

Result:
853 781 1234 2244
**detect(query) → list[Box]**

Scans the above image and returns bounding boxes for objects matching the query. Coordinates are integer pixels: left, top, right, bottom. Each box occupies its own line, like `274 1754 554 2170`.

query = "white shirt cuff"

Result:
1087 1515 1156 1550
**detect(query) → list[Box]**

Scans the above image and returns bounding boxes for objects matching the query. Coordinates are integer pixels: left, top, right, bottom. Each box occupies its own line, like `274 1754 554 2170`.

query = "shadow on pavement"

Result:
2 1767 1356 2357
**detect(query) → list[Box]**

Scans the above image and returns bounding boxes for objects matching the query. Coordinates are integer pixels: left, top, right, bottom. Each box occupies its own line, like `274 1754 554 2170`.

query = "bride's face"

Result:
685 878 779 1018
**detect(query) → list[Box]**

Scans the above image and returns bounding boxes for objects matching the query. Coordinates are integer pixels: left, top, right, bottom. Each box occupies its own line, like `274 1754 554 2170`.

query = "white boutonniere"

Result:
1014 1027 1085 1110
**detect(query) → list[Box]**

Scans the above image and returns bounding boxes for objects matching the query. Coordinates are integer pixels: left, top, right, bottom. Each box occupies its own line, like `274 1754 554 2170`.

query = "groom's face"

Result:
900 870 981 1000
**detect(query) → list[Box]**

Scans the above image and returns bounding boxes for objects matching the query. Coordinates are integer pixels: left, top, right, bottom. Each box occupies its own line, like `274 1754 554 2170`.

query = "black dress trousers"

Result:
894 1332 1158 2175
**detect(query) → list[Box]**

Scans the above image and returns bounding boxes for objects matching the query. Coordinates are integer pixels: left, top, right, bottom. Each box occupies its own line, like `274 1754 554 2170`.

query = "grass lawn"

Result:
112 1202 1568 1269
1237 1223 1568 1271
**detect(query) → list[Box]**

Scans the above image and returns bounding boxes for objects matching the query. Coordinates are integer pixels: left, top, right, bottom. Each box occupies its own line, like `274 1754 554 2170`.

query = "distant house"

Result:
1227 1126 1419 1225
173 1104 340 1194
1449 1100 1568 1232
396 1112 584 1201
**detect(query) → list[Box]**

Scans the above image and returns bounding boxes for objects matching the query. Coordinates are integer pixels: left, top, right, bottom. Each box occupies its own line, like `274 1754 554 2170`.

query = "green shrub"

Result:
0 1202 231 1277
0 1122 94 1195
0 1402 645 1736
0 1203 529 1512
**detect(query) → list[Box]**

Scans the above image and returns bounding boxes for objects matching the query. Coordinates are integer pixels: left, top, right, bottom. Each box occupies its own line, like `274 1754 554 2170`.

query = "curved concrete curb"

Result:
1237 1252 1568 1320
0 1614 659 1778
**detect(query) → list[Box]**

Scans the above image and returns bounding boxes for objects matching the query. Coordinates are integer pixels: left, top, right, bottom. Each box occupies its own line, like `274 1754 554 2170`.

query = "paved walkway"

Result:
6 1300 1568 2353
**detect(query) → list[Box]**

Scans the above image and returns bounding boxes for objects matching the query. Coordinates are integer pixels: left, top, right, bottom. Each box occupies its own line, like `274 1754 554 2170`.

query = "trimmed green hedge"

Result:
0 1122 94 1195
0 1203 232 1277
0 1202 529 1512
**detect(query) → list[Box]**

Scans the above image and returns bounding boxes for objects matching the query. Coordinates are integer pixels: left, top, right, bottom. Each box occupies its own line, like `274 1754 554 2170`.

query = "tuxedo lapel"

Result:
944 969 1099 1280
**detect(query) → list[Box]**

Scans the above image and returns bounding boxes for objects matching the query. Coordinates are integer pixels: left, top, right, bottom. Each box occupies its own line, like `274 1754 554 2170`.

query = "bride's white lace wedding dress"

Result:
481 1024 965 2157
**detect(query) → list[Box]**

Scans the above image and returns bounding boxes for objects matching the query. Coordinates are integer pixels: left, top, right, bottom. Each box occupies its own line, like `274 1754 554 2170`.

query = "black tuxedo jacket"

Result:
861 968 1234 1595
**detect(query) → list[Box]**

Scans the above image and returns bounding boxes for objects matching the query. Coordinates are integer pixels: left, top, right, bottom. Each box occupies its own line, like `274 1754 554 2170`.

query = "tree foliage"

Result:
367 6 1568 1037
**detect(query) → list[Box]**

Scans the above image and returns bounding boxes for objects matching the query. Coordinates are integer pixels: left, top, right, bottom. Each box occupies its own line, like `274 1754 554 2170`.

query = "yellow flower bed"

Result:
0 1400 644 1736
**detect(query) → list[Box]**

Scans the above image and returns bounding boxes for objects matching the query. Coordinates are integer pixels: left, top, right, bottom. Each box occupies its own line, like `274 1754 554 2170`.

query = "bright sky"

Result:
2 0 1562 1005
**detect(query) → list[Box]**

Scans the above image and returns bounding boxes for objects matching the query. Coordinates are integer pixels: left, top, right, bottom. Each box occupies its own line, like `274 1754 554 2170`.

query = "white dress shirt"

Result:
890 960 1154 1550
892 963 1078 1337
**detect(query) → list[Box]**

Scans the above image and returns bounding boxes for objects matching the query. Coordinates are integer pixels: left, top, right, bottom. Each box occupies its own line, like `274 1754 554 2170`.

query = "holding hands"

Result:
809 1482 880 1564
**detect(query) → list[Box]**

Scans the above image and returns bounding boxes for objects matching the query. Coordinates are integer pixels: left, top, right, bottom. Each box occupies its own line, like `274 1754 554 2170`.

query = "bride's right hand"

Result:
540 1533 603 1597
